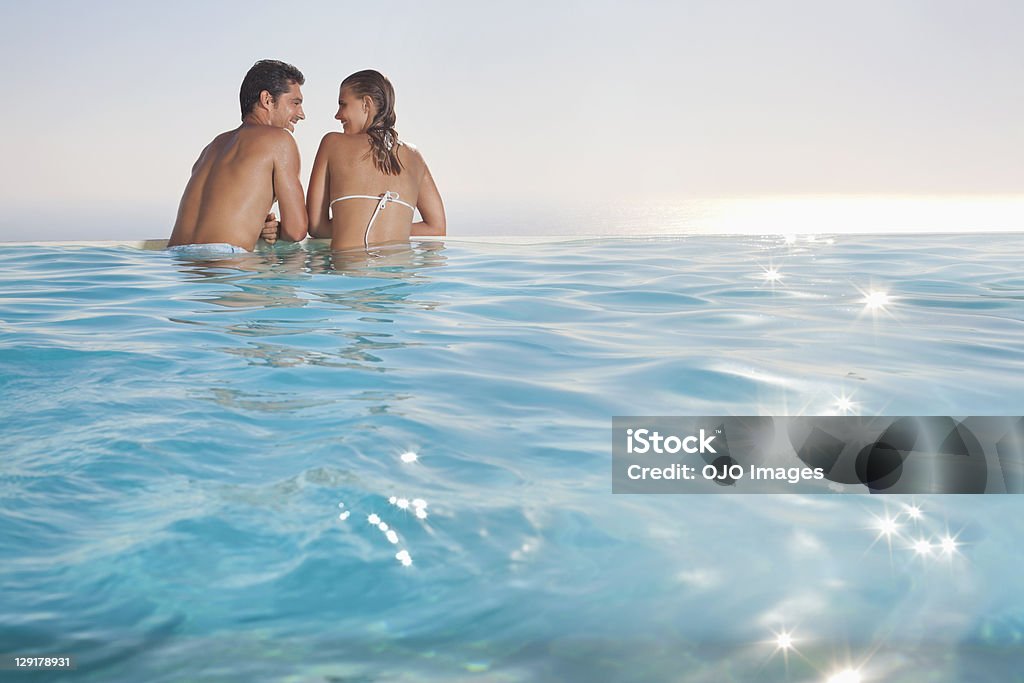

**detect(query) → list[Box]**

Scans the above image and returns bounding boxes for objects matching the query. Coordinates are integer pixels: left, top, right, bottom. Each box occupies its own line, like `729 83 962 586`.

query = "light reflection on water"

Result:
0 235 1022 682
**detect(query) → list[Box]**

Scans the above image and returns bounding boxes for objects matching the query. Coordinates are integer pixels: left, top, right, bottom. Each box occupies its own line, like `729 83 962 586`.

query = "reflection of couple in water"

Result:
168 59 445 254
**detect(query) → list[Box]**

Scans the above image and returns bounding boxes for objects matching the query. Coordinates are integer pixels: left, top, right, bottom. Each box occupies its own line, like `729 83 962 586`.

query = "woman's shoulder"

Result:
398 140 425 162
319 132 371 160
319 131 347 146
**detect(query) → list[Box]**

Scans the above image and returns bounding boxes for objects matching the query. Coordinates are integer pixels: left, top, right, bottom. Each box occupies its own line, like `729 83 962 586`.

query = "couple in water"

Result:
168 59 445 253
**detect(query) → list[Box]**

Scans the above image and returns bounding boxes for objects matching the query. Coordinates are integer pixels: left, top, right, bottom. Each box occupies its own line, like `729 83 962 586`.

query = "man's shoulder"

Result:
237 127 299 162
241 125 295 145
205 129 236 150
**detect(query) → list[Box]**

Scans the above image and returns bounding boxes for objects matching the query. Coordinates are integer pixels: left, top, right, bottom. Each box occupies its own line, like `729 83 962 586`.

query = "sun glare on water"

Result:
674 195 1024 235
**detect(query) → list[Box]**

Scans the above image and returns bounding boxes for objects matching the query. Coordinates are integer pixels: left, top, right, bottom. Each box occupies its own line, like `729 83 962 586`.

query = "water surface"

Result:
1 235 1023 682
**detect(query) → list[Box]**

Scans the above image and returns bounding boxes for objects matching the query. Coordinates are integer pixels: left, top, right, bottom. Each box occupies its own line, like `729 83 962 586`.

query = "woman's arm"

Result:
412 165 446 236
306 136 332 239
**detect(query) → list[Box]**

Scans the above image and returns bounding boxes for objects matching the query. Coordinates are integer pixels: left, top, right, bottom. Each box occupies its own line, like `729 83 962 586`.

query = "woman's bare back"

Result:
316 133 425 249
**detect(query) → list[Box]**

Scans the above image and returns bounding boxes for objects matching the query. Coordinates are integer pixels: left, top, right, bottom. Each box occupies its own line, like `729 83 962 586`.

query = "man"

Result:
168 59 308 250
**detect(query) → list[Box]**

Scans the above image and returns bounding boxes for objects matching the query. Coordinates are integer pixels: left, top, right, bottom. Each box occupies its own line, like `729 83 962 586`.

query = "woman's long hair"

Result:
342 70 403 176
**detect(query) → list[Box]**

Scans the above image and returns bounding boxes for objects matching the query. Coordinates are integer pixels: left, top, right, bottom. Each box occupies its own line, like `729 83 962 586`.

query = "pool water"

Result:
1 235 1023 682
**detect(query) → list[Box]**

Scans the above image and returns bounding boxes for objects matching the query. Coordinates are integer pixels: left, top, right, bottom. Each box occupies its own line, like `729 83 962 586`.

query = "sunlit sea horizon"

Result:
459 195 1024 238
3 194 1023 243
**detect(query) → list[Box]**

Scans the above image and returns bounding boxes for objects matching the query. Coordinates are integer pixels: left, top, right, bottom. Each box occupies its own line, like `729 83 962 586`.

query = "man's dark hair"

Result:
239 59 305 120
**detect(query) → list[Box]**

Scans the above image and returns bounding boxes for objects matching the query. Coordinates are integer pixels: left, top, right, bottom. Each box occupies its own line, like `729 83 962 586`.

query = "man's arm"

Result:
411 165 446 237
306 136 333 239
272 132 308 241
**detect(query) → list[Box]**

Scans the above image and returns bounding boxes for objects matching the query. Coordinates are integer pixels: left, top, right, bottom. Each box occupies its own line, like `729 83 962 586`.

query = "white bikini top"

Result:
329 192 416 248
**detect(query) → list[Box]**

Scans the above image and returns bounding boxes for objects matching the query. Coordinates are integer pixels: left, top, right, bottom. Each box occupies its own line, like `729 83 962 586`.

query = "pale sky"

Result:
1 0 1021 240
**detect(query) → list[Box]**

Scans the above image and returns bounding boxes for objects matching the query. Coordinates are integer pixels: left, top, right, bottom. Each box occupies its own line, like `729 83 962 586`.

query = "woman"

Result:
307 70 445 250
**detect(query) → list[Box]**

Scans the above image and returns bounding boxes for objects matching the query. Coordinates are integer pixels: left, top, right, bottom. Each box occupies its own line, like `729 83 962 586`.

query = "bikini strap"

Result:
328 192 415 220
326 192 416 247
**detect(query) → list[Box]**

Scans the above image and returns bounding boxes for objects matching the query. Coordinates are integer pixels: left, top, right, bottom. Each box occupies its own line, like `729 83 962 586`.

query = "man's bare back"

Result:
168 61 308 251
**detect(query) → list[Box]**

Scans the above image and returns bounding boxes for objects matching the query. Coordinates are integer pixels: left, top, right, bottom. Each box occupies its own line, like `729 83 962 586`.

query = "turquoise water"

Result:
1 235 1023 682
